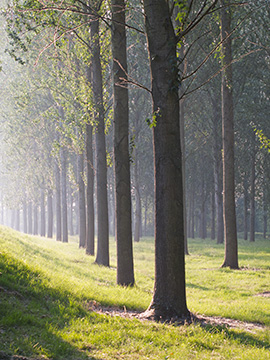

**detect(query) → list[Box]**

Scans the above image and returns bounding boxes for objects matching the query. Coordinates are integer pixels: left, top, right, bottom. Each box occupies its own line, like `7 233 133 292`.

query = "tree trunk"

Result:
249 132 256 242
15 209 20 232
142 0 189 319
91 18 109 265
69 185 74 237
47 189 53 238
61 148 68 243
86 122 95 256
78 152 86 248
243 177 249 240
33 204 38 235
211 189 216 240
134 147 142 243
23 201 27 233
28 202 33 235
180 97 188 254
212 94 224 244
263 179 267 239
112 0 134 285
40 189 46 237
221 0 238 269
55 161 62 241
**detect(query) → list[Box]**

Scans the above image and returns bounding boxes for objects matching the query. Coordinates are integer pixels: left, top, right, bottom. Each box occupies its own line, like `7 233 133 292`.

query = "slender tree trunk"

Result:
28 202 32 235
250 132 256 242
69 184 74 236
55 161 62 241
78 152 86 248
40 189 46 237
33 205 38 235
263 179 267 239
243 178 249 240
134 147 142 243
47 189 53 238
212 95 224 244
15 209 20 232
112 0 134 285
23 201 27 234
91 18 109 265
61 148 68 243
86 122 95 255
142 0 189 319
211 189 216 240
221 0 238 269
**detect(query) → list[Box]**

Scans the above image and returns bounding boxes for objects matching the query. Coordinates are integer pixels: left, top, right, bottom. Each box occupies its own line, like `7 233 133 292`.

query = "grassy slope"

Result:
0 225 269 359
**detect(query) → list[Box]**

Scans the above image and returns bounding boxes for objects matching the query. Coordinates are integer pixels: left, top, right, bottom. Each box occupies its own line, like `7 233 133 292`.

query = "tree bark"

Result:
211 189 216 240
47 189 53 238
243 177 249 240
28 201 33 235
142 0 189 319
33 204 38 235
86 122 95 256
23 201 27 234
91 18 109 265
40 189 46 237
15 209 20 232
212 94 224 244
55 161 62 241
61 148 68 243
134 146 142 243
112 0 134 285
221 0 238 269
249 131 256 242
78 152 86 248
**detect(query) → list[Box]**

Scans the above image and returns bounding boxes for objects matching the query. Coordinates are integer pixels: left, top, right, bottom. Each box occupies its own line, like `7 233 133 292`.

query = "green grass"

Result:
0 225 269 359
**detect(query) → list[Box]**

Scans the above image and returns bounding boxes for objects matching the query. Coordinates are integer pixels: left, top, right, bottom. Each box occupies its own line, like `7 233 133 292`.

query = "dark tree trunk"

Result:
61 148 68 243
221 0 238 269
91 18 109 265
40 189 46 237
86 123 95 255
78 152 86 248
55 162 62 241
47 189 53 238
142 0 189 319
112 0 134 285
180 97 188 254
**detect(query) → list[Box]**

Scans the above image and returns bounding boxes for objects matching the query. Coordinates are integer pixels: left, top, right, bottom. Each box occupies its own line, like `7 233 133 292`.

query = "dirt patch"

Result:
256 291 270 297
85 301 267 333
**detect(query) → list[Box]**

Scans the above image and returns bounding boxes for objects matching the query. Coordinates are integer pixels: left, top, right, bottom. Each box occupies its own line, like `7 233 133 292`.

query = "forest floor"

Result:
0 226 269 360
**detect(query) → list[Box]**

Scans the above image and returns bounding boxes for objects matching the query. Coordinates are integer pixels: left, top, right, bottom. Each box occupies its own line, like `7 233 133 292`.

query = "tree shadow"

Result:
0 253 99 360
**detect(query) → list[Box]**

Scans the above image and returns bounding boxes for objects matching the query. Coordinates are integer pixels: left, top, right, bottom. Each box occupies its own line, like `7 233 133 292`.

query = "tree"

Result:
220 0 238 269
142 0 189 320
112 0 135 286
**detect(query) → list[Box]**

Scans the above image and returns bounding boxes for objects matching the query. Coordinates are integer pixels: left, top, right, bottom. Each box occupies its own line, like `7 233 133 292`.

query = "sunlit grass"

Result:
0 225 269 359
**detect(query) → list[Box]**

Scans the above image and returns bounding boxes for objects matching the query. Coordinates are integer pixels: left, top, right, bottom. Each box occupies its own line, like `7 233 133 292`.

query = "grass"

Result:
0 225 269 359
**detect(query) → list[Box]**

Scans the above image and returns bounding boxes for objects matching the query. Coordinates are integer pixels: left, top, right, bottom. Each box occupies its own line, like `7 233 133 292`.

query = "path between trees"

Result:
85 299 268 333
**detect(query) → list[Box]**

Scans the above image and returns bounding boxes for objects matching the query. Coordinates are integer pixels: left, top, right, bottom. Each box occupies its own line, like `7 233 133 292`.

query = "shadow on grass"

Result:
0 252 98 360
200 323 270 350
